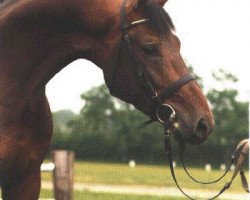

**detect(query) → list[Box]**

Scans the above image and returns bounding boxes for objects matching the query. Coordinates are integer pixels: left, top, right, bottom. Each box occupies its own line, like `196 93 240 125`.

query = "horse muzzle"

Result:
156 104 211 145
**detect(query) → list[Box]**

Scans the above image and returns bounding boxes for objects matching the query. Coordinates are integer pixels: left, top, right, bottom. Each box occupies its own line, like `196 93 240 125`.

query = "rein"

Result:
179 144 233 185
164 120 249 200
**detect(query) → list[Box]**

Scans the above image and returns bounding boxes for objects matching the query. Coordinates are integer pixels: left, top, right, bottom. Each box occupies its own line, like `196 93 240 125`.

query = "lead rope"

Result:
164 123 249 200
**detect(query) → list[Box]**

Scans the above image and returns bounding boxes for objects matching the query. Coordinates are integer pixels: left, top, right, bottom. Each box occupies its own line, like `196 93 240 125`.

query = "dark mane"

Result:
145 0 175 33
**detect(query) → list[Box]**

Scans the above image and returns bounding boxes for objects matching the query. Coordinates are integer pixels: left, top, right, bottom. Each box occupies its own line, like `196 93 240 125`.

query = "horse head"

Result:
86 0 215 144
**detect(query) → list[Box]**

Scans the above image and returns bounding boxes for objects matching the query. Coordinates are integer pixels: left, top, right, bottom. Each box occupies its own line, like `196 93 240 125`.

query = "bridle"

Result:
119 0 195 121
113 0 249 199
106 0 195 124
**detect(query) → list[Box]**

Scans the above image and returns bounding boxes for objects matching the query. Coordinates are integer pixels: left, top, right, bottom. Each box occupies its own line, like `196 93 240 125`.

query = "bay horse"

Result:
0 0 214 199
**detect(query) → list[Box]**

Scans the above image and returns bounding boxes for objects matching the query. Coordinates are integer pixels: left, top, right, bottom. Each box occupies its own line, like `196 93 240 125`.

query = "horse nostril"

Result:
196 118 209 137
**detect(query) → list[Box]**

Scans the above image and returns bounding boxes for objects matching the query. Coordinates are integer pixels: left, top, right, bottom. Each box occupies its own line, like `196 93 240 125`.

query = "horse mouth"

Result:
171 121 209 145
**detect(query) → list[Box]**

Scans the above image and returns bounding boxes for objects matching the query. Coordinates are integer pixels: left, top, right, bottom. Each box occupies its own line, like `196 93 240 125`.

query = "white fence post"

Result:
52 150 74 200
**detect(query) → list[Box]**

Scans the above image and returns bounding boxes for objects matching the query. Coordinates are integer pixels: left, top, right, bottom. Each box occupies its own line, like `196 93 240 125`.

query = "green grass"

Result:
0 189 184 200
42 161 248 193
39 189 185 200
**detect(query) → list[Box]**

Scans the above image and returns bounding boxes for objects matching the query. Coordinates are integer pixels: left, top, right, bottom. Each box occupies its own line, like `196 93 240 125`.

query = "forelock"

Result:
145 0 175 34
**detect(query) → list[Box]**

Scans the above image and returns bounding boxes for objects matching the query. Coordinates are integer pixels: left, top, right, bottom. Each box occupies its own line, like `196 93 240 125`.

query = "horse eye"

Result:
142 44 158 56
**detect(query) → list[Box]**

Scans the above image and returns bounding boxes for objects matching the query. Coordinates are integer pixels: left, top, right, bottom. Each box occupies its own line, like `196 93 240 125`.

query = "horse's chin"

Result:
172 124 207 145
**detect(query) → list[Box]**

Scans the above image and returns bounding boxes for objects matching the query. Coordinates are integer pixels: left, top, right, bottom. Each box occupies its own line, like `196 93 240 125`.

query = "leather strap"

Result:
165 131 250 199
158 74 195 101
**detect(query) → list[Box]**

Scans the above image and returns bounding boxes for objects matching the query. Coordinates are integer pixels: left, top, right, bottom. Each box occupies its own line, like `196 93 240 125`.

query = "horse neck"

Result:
0 0 121 103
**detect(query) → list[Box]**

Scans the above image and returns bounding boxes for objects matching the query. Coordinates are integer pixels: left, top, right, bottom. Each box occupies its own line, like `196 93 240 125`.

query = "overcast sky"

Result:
46 0 250 113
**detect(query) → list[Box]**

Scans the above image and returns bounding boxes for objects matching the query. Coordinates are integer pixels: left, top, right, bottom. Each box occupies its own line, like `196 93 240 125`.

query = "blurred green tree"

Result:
207 69 248 145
